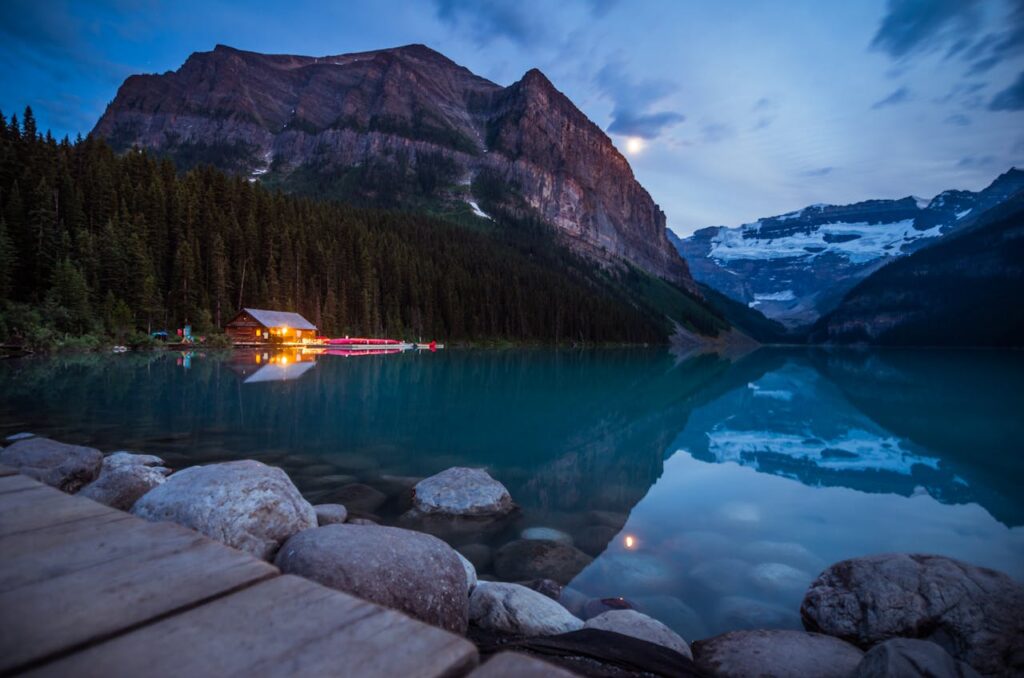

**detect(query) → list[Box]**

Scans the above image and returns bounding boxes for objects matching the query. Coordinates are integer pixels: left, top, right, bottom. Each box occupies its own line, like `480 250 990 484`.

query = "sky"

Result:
1 0 1022 236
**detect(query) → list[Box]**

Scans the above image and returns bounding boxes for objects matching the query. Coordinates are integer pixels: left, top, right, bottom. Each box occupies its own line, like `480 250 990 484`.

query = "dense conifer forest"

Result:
0 107 720 349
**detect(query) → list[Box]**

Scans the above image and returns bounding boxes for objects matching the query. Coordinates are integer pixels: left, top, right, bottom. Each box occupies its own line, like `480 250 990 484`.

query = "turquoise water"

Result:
1 347 1022 640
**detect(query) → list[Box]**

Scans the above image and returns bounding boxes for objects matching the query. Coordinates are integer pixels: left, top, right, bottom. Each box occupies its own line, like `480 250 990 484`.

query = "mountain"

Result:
810 193 1024 347
92 44 694 291
673 169 1024 326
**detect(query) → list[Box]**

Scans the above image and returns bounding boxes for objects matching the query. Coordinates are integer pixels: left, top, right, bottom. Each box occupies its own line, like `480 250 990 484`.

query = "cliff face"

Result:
93 44 694 289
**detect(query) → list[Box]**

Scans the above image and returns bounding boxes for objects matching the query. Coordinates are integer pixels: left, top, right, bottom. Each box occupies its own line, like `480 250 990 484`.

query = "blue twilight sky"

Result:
1 0 1022 236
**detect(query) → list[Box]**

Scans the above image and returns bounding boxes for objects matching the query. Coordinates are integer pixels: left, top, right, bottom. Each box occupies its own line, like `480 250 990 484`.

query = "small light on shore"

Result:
624 534 637 550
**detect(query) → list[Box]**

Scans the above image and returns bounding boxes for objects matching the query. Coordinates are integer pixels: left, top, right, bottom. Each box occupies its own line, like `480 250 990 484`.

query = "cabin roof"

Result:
240 308 317 331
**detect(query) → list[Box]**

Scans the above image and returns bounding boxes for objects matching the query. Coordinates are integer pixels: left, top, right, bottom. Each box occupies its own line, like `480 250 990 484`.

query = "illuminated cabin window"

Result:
255 328 261 337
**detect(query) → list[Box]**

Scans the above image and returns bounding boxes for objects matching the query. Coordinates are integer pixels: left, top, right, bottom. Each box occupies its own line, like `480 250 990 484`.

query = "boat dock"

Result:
0 467 545 677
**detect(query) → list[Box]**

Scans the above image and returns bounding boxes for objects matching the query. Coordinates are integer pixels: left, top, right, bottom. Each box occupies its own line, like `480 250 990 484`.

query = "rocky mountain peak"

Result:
92 45 694 289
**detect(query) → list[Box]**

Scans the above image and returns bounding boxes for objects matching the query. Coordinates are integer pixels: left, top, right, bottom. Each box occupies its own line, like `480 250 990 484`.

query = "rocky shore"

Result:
2 433 1022 677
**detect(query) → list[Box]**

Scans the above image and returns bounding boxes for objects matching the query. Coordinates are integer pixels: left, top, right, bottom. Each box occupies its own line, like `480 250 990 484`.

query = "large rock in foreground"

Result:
692 629 864 678
0 437 103 492
800 553 1024 676
412 467 514 517
854 638 982 678
275 524 469 633
584 609 692 659
469 582 584 636
80 460 169 510
132 460 315 560
494 539 593 585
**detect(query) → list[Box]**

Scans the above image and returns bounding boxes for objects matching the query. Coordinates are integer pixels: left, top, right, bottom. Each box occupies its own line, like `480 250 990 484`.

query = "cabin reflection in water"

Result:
229 349 318 383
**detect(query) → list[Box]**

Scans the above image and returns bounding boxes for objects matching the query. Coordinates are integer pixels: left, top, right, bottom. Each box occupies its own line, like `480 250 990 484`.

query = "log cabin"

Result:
224 308 318 344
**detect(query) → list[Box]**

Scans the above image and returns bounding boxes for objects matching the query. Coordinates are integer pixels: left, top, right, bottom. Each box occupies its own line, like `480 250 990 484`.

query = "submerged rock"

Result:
132 460 316 560
469 581 584 636
587 552 676 593
854 638 982 678
0 437 103 493
634 596 708 645
80 462 168 510
714 595 800 631
457 543 493 572
581 597 636 620
521 527 573 545
574 524 620 556
494 539 593 585
412 467 514 517
584 609 692 659
275 524 469 633
104 451 168 470
333 483 387 513
800 553 1024 676
749 562 811 593
693 629 864 678
313 503 348 526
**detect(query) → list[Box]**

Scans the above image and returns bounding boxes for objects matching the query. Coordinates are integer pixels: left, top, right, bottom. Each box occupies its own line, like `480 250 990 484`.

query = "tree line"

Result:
0 107 670 347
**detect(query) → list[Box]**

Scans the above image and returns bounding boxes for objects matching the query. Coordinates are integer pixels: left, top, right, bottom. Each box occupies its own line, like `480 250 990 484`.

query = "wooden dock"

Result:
0 466 526 677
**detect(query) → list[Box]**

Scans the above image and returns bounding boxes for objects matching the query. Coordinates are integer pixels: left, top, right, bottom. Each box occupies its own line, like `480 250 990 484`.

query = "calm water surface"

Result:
1 347 1022 640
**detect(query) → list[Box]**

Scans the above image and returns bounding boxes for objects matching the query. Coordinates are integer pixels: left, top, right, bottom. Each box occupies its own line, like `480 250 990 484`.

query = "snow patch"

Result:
956 209 972 219
467 200 492 220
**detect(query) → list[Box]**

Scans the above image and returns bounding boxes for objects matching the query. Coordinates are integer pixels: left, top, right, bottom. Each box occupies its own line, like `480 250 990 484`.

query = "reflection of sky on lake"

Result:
570 450 1024 640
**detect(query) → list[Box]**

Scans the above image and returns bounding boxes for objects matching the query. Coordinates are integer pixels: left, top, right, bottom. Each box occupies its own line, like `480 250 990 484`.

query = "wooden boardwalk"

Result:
0 467 484 677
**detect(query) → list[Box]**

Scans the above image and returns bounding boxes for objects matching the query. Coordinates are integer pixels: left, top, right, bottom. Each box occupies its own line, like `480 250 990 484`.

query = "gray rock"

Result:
854 638 982 678
79 462 167 510
4 432 35 443
521 526 573 545
275 524 469 633
313 503 348 525
519 578 563 601
800 553 1024 677
104 451 169 470
585 609 692 659
457 543 493 572
634 595 708 645
693 629 864 678
0 437 103 493
494 539 592 585
347 517 379 525
333 483 387 513
456 551 478 594
132 460 316 560
469 581 584 636
412 467 513 517
581 597 636 620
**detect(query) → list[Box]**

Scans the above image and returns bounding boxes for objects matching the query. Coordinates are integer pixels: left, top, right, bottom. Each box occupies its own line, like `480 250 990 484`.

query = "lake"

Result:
1 346 1022 641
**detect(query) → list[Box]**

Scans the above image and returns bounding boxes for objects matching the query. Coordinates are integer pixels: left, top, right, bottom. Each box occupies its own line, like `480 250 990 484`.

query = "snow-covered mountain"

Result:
672 168 1024 327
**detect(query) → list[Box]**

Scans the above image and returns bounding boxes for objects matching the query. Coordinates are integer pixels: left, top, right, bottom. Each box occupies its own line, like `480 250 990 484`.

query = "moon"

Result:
625 137 645 155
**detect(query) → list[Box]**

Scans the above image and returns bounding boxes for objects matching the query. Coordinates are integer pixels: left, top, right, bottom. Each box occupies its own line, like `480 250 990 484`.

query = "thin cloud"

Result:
956 154 995 168
990 70 1024 110
799 167 834 178
870 0 983 60
433 0 549 46
596 60 685 139
943 113 972 126
872 86 912 109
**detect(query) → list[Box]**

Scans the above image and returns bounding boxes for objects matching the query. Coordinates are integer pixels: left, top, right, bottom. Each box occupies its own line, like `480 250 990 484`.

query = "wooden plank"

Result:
0 484 119 538
0 524 278 673
28 575 478 678
0 473 44 494
0 513 180 593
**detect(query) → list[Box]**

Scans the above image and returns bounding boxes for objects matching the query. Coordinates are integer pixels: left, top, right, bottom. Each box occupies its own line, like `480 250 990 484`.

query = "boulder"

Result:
412 467 513 517
521 527 573 545
581 597 635 620
585 609 692 659
0 437 103 492
457 550 478 594
313 503 348 526
275 524 469 633
79 462 168 510
469 581 584 636
494 539 592 585
800 553 1024 676
854 638 982 678
519 578 563 601
131 460 316 560
693 629 864 678
347 517 379 525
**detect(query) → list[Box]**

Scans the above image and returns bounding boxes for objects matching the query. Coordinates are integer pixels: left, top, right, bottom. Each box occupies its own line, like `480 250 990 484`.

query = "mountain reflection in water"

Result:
0 347 1021 640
